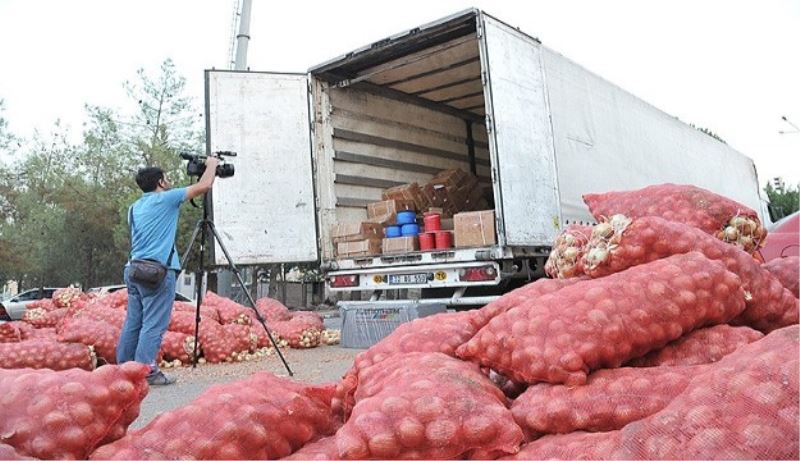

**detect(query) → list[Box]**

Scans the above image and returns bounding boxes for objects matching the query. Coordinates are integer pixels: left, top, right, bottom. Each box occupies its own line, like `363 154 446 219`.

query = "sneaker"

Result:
147 370 177 386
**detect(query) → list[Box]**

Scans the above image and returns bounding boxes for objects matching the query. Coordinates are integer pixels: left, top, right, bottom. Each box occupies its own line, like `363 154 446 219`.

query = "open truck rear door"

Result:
205 70 318 265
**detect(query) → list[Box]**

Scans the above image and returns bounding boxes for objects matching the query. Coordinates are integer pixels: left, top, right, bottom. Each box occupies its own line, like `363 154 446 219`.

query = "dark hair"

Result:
135 167 165 192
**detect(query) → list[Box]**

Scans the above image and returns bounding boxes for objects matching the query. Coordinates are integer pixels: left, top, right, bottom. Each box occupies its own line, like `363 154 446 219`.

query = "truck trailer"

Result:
204 9 766 307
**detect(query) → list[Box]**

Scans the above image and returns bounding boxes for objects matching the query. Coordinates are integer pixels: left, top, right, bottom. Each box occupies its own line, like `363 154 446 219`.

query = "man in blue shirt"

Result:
118 158 218 385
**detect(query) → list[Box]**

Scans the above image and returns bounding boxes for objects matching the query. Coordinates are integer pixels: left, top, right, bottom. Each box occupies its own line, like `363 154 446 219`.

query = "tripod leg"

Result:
180 220 203 269
206 221 294 376
180 218 206 369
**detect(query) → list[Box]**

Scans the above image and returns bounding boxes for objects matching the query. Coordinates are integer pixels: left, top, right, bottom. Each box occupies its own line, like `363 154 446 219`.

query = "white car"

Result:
0 287 60 321
88 285 195 303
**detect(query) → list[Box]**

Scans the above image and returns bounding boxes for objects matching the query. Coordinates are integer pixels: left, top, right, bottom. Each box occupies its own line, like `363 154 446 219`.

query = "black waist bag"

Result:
129 258 169 288
128 205 175 289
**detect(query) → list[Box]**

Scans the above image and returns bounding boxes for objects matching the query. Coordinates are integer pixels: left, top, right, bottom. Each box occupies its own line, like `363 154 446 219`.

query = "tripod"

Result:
180 192 293 376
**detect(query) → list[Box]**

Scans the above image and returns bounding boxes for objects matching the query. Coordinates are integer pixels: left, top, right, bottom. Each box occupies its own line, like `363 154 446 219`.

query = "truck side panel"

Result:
480 15 561 247
542 48 763 224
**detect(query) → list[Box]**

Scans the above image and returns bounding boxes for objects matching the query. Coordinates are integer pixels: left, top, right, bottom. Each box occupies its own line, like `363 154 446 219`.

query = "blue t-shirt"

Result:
128 187 188 271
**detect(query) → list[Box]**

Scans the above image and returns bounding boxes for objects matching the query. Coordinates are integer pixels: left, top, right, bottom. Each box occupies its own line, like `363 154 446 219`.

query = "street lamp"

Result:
779 116 799 135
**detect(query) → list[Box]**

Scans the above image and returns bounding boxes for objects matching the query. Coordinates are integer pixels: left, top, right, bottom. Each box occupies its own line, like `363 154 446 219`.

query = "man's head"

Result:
135 167 170 193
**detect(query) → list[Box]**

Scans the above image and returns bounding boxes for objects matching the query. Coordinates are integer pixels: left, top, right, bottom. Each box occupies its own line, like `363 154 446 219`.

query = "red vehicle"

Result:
759 211 799 262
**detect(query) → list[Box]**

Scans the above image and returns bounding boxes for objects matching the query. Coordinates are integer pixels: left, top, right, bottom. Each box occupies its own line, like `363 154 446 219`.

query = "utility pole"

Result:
233 0 253 70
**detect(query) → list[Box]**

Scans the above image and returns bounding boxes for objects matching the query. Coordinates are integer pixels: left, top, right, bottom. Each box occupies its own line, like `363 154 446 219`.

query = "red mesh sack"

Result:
254 296 292 322
583 183 766 253
90 373 339 460
204 291 251 325
26 298 57 312
102 289 129 309
22 326 57 341
168 310 209 335
21 307 65 328
223 323 257 354
0 443 34 460
502 325 800 460
0 322 21 343
511 366 692 440
272 312 324 349
763 256 799 298
57 317 121 364
471 277 586 330
249 324 276 348
159 331 196 363
336 352 523 460
172 301 222 323
74 306 127 330
52 287 84 308
0 340 96 370
332 311 484 422
457 252 746 385
544 224 593 278
0 362 149 459
282 435 338 460
354 310 482 371
581 215 798 332
627 324 764 367
14 321 34 339
197 321 240 363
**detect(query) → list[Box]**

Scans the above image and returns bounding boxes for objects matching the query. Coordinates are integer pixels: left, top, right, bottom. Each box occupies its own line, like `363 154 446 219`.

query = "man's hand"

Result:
187 157 221 200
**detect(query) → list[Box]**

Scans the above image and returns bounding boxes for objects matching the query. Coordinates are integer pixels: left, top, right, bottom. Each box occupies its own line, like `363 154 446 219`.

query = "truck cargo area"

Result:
310 12 495 264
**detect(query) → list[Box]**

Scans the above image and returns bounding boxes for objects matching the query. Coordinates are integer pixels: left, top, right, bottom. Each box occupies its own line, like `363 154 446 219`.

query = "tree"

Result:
0 99 16 155
0 58 205 289
764 179 800 220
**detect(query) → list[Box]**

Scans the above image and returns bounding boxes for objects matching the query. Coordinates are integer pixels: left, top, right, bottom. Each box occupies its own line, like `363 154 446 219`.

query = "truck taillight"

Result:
458 266 497 282
329 275 360 288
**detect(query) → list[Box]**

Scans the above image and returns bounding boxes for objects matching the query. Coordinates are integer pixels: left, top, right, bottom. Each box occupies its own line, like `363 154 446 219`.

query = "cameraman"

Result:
117 157 219 385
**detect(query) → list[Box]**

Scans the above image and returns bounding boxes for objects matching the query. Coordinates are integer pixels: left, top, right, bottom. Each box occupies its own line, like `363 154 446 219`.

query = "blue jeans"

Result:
117 266 176 373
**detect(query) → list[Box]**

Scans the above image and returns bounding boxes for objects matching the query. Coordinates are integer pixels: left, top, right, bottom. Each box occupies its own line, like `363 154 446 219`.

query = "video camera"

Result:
179 151 236 178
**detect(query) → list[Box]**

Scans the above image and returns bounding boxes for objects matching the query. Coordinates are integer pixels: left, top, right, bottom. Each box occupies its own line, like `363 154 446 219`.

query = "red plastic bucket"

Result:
419 232 436 251
434 230 453 249
423 213 441 232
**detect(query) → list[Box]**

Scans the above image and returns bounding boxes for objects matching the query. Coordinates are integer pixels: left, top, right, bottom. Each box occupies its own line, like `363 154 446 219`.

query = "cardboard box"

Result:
337 238 382 258
454 210 496 248
331 222 382 243
382 183 429 212
382 236 419 254
366 199 415 226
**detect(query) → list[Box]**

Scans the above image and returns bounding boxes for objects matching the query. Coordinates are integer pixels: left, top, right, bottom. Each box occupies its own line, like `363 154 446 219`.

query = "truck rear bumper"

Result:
326 260 501 291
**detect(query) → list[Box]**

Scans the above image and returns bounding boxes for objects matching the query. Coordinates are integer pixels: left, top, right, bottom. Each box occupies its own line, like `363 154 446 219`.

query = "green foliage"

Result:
0 59 203 289
764 179 800 220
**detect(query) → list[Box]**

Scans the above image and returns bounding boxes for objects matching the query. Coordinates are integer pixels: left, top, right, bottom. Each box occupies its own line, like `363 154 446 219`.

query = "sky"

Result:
0 0 798 185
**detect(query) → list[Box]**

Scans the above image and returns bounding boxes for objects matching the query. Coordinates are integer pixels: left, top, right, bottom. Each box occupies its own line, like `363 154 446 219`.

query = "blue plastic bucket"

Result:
397 210 417 225
385 225 402 238
401 223 420 236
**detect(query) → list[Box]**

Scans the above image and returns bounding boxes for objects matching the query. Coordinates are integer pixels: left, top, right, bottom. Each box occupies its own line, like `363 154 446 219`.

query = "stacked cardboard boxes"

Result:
382 183 429 212
331 222 382 258
331 168 495 258
422 169 489 218
365 199 415 226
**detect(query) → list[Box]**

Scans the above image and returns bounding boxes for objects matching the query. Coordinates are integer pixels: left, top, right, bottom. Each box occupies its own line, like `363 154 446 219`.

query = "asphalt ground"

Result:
133 313 361 429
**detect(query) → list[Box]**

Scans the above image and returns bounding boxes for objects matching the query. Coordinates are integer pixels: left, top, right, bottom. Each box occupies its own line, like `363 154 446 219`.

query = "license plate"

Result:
388 273 428 285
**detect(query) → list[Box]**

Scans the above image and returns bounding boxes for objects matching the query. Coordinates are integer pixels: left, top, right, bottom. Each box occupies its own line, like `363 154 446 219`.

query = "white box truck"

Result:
205 9 766 307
